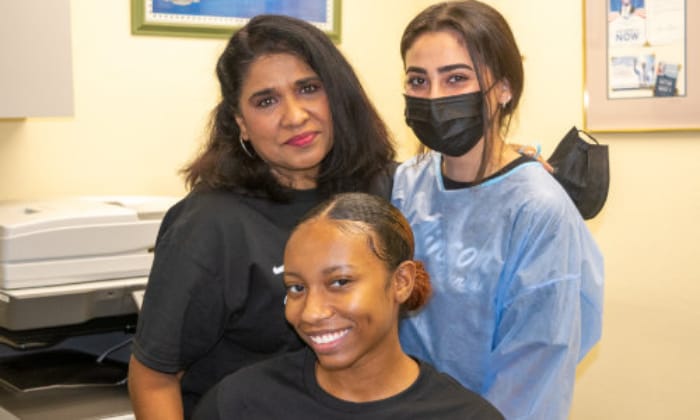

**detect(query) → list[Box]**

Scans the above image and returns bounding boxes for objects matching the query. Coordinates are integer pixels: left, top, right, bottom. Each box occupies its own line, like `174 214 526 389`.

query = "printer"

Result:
0 195 178 420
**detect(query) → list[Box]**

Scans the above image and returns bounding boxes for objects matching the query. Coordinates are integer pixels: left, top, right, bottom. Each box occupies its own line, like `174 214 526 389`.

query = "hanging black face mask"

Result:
404 92 484 157
547 126 610 220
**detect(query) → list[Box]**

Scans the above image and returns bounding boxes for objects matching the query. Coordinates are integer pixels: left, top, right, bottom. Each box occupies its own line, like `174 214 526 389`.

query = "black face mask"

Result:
404 92 484 157
547 126 610 220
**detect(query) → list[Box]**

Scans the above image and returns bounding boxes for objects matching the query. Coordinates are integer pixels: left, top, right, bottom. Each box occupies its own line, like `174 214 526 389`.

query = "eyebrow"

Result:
284 264 355 279
248 88 275 103
247 76 322 101
321 265 354 275
405 63 474 74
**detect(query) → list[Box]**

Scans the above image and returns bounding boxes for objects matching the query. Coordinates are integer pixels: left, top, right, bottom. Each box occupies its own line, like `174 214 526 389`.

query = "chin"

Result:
315 352 359 372
316 357 353 372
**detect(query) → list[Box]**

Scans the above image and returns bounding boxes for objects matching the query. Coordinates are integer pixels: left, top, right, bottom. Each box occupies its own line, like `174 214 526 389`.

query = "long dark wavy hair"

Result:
400 0 524 181
182 15 395 201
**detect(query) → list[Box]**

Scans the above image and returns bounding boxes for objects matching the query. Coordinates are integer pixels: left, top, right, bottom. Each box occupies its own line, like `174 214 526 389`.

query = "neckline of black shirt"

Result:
442 155 535 190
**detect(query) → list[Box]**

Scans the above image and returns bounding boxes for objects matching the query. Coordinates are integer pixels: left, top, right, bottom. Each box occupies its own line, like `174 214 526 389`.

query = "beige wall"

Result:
1 0 699 418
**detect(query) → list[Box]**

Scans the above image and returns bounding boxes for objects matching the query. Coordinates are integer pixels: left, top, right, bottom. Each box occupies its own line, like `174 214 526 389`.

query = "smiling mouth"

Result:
308 328 350 345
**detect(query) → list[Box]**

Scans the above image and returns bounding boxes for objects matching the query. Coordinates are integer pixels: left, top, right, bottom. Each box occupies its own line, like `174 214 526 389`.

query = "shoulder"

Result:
209 349 309 413
365 161 400 200
497 164 603 295
166 189 253 221
234 348 307 378
149 190 266 277
161 190 241 226
158 189 261 241
395 153 436 179
214 349 308 395
496 163 581 224
416 360 480 399
416 361 504 419
392 153 439 202
493 165 602 267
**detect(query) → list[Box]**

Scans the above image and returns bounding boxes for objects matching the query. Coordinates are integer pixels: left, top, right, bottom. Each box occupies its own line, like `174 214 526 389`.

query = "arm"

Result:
484 202 603 420
128 356 184 420
485 278 580 420
129 197 233 418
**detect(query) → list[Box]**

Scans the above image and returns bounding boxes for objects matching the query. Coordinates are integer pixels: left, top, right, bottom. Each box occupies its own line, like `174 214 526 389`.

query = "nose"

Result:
299 288 332 324
429 83 448 99
281 96 310 127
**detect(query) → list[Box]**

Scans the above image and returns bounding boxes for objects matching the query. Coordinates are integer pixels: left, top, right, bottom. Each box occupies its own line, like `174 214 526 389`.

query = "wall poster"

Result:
584 0 699 132
131 0 341 42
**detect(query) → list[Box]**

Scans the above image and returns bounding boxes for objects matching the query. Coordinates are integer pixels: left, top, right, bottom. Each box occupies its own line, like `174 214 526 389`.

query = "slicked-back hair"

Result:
297 193 431 311
183 15 395 201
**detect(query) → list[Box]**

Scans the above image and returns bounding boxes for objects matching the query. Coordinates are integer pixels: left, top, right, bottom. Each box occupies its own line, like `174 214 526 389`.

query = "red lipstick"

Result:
286 132 316 147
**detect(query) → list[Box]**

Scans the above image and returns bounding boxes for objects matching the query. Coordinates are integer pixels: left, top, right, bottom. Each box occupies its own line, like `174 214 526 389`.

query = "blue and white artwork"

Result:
152 0 328 23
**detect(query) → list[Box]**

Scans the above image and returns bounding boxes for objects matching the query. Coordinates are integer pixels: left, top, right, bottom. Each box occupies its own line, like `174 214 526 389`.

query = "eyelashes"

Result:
253 82 323 109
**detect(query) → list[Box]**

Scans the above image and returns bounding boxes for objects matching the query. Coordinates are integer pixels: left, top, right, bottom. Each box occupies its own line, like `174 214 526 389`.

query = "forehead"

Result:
285 219 377 268
404 30 472 68
241 53 317 91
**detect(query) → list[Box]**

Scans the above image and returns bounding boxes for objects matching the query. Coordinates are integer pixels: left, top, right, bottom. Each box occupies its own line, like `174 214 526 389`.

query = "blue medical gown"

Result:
393 153 604 420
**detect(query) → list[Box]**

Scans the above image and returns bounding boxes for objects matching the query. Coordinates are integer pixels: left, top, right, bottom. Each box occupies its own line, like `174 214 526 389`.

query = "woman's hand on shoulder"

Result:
510 143 554 173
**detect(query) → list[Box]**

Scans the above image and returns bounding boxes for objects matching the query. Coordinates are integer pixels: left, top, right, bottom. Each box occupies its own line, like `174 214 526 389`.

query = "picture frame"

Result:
583 0 699 132
131 0 342 42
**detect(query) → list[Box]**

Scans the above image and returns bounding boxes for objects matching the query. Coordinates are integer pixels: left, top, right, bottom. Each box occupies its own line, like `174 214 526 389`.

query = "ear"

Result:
235 113 249 140
497 79 512 106
392 261 416 304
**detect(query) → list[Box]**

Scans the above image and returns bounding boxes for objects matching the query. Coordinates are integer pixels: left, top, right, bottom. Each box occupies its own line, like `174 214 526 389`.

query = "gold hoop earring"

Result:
239 136 255 158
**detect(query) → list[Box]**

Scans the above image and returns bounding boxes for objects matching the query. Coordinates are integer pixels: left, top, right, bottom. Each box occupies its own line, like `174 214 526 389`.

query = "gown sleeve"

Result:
484 201 604 420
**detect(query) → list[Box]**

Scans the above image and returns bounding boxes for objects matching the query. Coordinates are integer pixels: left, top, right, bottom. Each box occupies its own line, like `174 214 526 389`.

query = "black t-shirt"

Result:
131 166 396 418
192 348 503 420
132 188 320 417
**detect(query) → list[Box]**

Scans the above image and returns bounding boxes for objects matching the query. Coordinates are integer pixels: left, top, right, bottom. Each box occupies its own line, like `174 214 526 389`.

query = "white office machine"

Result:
0 195 179 420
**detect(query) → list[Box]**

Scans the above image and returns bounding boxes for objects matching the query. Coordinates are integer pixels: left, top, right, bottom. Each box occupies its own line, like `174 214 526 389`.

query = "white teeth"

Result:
309 329 349 344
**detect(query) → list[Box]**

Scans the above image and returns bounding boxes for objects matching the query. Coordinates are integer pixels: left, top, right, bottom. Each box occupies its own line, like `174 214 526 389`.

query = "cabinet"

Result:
0 0 74 118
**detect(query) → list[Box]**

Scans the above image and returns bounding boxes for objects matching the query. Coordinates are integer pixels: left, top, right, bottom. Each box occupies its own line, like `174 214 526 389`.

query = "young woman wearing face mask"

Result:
192 193 504 420
392 2 604 419
127 15 396 420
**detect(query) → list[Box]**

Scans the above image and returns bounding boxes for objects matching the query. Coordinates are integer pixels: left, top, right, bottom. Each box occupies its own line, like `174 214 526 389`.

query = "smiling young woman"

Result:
282 198 421 402
192 193 503 420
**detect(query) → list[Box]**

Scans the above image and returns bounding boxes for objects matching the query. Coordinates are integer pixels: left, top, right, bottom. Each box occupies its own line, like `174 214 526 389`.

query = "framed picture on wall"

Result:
583 0 699 132
131 0 342 42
